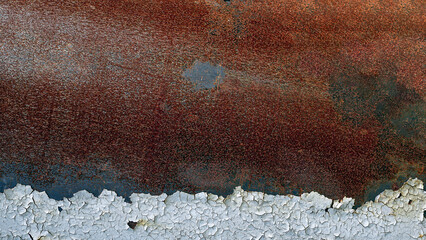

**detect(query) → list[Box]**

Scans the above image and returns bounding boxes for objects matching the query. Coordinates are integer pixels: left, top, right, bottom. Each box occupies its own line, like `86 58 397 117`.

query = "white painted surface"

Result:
0 179 424 239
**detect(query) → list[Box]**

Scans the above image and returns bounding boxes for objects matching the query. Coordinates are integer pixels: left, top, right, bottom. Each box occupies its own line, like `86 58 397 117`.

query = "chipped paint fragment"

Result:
0 179 424 239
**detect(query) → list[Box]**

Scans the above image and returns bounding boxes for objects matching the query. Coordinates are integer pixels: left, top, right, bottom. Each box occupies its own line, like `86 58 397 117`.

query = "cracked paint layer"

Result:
0 178 425 239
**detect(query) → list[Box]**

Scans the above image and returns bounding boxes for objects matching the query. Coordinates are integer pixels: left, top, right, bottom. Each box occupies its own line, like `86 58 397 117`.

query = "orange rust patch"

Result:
0 0 424 200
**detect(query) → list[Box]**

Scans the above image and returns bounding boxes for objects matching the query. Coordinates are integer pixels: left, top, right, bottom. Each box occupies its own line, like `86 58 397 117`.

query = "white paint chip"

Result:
0 178 424 239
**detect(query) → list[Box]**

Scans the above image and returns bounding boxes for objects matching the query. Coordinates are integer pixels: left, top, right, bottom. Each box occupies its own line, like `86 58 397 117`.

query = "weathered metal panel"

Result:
0 0 424 205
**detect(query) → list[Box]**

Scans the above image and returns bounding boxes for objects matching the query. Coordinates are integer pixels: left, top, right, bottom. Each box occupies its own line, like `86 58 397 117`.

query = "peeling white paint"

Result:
0 178 424 239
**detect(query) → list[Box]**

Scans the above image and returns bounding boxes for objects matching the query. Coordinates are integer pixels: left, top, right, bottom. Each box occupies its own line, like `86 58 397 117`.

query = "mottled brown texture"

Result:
0 0 424 202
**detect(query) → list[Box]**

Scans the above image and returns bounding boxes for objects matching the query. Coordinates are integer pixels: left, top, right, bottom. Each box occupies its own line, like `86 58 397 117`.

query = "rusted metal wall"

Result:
0 0 424 204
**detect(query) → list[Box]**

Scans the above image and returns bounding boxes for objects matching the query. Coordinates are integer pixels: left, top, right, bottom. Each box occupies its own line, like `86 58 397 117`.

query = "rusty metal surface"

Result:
0 0 424 204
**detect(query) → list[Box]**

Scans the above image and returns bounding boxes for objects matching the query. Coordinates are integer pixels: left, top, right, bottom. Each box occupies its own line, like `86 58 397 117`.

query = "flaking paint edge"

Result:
0 178 424 239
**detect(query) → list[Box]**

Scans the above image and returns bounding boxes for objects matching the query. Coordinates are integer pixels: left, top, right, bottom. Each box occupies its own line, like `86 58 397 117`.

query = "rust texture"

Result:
0 0 424 203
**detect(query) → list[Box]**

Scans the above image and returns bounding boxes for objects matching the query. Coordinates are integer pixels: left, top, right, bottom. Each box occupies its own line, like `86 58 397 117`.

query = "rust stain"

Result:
0 0 424 202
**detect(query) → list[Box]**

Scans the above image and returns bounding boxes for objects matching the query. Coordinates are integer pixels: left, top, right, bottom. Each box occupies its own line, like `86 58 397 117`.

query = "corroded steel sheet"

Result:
0 0 424 204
